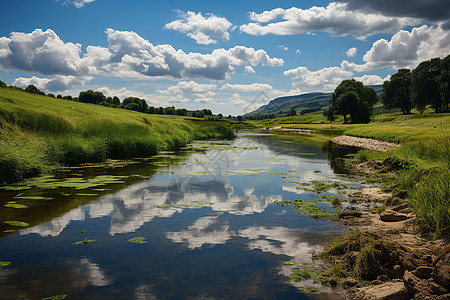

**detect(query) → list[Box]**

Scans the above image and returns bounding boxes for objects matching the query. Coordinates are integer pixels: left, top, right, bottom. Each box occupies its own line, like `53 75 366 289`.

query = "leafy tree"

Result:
323 107 335 122
202 109 212 116
57 94 62 99
157 107 165 114
47 93 56 98
439 54 450 112
25 85 45 95
122 97 148 112
288 108 297 116
79 90 95 103
329 79 377 123
382 69 413 114
176 108 187 116
0 80 7 88
63 95 73 100
412 58 442 113
112 96 120 105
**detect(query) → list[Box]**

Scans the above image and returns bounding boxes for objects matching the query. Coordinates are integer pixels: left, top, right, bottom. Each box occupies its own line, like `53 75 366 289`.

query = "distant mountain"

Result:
245 85 383 117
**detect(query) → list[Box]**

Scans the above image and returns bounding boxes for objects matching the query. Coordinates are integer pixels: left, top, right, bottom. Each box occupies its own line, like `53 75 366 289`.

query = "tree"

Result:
382 69 413 114
288 108 296 116
323 107 335 122
329 79 377 123
112 96 120 106
25 85 45 95
0 80 7 88
79 90 95 103
412 58 442 113
47 93 56 98
439 54 450 112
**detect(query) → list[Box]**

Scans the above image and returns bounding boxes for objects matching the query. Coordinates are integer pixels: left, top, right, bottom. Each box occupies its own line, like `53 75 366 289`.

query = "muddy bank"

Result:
331 135 400 152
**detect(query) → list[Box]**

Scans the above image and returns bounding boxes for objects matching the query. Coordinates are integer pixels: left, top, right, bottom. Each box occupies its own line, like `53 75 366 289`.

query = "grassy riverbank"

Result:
251 109 449 239
0 88 234 185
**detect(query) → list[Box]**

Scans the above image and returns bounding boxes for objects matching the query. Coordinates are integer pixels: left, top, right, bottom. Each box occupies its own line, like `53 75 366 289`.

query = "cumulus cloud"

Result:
335 0 450 23
244 66 255 74
13 75 92 92
346 47 357 57
151 81 217 105
164 11 235 45
57 0 95 8
342 25 450 71
0 29 86 76
354 74 391 85
240 3 420 39
283 65 353 91
220 83 274 92
0 28 284 85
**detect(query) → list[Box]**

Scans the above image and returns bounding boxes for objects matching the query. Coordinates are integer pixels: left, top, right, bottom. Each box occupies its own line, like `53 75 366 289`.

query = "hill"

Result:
245 85 383 117
0 88 233 185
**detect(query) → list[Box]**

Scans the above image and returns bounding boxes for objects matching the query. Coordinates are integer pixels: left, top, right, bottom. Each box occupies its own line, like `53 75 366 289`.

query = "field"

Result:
0 88 233 184
250 105 450 239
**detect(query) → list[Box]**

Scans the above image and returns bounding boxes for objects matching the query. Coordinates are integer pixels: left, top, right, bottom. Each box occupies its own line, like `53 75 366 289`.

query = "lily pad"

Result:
72 238 95 245
128 237 147 244
0 261 11 269
14 196 53 200
4 203 28 209
43 295 67 300
3 230 16 233
4 221 29 227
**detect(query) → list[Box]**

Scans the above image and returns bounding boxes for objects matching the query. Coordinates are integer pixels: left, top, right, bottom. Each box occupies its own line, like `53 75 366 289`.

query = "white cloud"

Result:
296 49 302 55
284 65 353 91
0 28 284 84
244 66 255 74
57 0 95 8
96 86 160 105
277 45 288 51
240 3 420 39
342 25 450 71
13 75 92 92
0 29 86 76
354 74 391 85
151 81 217 105
346 47 357 57
220 83 274 92
164 11 234 45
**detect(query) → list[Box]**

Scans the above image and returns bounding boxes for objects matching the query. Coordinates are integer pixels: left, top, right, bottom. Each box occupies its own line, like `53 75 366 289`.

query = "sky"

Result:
0 0 449 115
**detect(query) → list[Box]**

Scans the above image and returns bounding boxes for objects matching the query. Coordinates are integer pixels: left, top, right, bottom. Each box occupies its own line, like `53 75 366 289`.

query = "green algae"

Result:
14 196 53 200
0 261 11 270
43 295 67 300
4 203 28 209
72 238 95 245
297 287 320 293
207 212 224 216
3 230 16 233
191 201 213 205
75 193 99 197
4 221 29 227
278 200 334 220
283 261 298 265
128 237 147 244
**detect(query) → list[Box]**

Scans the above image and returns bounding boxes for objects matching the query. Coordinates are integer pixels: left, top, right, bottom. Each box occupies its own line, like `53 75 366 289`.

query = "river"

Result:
0 132 361 299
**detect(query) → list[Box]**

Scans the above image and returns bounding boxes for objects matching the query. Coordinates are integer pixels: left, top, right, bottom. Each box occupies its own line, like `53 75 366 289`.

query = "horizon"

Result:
0 0 449 115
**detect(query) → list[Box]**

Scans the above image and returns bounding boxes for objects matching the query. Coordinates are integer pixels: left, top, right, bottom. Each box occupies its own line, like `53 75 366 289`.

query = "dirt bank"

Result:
331 135 400 152
336 165 450 300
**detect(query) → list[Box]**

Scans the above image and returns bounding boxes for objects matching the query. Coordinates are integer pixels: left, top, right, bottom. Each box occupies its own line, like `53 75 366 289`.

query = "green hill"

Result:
0 88 233 185
246 85 383 117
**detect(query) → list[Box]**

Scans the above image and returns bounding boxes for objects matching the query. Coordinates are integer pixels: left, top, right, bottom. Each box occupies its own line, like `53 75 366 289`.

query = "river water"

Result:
0 133 360 299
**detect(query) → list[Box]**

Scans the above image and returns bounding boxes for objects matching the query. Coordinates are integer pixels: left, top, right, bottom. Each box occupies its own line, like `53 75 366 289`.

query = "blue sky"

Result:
0 0 449 115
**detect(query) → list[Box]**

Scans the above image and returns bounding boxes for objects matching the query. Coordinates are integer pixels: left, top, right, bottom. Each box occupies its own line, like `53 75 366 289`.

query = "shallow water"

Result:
0 133 360 299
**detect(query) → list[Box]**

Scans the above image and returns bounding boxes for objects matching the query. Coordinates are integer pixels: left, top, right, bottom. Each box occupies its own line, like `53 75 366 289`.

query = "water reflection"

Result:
0 132 356 299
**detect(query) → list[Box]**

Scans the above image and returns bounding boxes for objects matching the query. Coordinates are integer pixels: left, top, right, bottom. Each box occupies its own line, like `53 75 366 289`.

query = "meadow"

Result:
251 105 450 239
0 88 233 185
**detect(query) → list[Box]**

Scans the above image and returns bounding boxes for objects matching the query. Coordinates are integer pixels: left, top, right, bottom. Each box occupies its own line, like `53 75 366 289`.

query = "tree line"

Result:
0 83 216 119
382 54 449 114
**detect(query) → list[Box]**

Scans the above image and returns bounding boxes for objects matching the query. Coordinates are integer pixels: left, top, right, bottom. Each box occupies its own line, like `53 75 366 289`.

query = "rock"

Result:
403 270 434 296
390 203 409 212
433 253 450 290
344 279 358 287
393 265 405 279
377 275 389 282
380 209 409 222
423 255 433 264
372 280 383 285
436 294 450 300
412 266 434 279
429 280 449 295
355 282 409 300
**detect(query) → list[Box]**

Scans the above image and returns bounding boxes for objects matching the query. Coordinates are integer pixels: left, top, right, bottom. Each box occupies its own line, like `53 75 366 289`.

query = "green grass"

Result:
0 88 234 185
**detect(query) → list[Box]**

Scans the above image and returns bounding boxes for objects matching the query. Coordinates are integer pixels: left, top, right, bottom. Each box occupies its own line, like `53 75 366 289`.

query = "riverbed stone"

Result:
379 210 409 222
412 266 434 279
355 281 409 300
403 270 434 296
432 253 450 290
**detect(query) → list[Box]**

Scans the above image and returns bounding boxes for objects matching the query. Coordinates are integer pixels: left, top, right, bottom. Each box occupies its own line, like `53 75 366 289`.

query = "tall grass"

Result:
0 88 235 184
